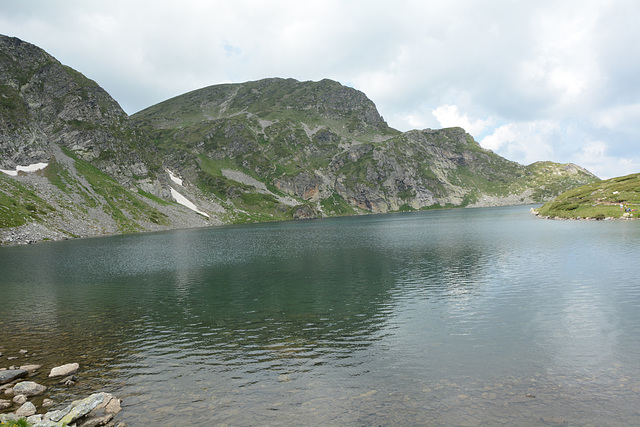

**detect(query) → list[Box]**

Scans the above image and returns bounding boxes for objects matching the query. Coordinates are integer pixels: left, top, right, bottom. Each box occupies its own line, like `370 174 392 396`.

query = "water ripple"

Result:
2 206 640 425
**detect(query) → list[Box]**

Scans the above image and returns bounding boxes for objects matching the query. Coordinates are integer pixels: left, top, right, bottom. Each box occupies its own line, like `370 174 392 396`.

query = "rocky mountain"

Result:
0 35 598 244
132 78 598 222
0 35 214 244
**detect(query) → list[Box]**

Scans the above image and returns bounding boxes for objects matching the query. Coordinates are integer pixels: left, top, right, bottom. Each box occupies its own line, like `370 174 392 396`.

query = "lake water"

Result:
1 205 640 425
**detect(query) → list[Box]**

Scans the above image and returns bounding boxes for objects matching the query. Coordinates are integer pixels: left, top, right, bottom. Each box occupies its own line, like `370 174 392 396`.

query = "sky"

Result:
2 0 640 179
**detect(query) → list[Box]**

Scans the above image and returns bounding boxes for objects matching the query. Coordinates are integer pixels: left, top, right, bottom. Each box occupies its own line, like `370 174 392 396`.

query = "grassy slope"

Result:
0 152 174 239
535 172 640 219
0 173 55 229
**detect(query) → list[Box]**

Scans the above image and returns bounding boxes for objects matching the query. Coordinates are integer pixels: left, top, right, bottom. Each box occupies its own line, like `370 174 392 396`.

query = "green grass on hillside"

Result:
0 174 55 229
535 172 640 219
320 192 358 216
63 148 171 229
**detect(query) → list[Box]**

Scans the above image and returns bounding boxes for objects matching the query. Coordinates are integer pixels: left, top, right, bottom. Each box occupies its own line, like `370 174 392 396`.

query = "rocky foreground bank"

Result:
0 350 125 427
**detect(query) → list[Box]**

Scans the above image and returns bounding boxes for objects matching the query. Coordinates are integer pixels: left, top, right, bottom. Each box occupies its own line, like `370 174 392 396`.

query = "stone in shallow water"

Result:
13 394 27 404
49 362 79 378
20 364 42 371
59 375 78 384
13 380 47 396
0 369 28 385
16 401 36 416
101 393 122 414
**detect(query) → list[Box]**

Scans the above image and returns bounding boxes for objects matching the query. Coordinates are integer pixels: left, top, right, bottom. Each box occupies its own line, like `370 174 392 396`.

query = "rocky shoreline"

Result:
530 207 638 220
0 349 125 427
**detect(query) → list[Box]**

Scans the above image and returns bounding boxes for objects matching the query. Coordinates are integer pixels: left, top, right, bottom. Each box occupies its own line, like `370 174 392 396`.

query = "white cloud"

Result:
480 121 558 166
432 105 495 137
575 141 640 179
1 0 639 179
594 103 640 132
515 2 602 112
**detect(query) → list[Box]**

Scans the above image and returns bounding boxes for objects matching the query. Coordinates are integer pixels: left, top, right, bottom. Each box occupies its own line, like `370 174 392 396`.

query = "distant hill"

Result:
534 173 640 219
0 35 599 244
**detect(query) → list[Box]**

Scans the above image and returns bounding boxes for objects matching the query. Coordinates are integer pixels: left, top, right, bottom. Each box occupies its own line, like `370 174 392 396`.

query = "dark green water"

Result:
1 206 640 425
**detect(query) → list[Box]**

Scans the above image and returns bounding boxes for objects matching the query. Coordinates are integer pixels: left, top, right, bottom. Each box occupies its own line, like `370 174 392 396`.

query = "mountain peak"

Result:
134 77 388 133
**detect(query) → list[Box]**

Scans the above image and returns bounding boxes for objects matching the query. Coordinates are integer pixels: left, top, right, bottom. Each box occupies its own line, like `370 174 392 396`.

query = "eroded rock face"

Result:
292 205 318 219
0 34 162 192
1 37 220 246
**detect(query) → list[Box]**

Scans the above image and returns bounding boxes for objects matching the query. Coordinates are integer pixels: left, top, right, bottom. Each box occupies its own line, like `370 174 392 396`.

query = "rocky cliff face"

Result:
0 35 164 194
0 35 215 244
0 35 599 244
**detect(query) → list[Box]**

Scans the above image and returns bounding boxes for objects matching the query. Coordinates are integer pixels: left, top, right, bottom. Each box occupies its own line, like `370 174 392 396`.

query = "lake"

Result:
1 205 639 425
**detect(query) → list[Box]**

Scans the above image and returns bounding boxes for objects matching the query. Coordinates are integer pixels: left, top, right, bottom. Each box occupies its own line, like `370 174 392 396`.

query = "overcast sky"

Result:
2 0 639 178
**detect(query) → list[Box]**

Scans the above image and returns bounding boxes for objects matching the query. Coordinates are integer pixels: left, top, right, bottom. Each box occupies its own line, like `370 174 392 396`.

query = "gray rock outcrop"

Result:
43 392 121 426
0 369 27 385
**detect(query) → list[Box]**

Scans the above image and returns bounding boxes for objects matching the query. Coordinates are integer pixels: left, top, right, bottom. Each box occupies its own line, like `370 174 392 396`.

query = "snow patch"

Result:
167 169 183 185
170 188 209 217
1 162 49 176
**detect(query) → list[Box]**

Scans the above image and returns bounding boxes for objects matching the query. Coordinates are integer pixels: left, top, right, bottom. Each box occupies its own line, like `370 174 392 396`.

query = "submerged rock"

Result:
541 416 568 426
76 413 114 427
20 364 42 371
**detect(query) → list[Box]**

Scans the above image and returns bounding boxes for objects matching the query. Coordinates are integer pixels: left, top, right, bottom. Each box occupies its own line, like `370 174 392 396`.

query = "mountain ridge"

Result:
0 35 599 244
131 80 597 219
